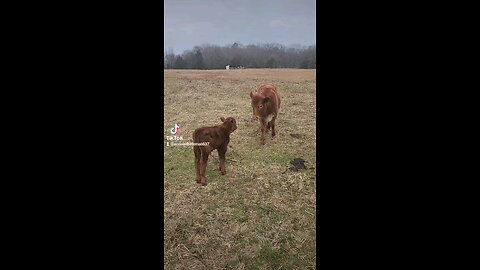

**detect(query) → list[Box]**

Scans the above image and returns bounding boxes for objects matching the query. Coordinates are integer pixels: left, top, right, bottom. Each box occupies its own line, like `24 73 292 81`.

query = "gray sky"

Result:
164 0 316 54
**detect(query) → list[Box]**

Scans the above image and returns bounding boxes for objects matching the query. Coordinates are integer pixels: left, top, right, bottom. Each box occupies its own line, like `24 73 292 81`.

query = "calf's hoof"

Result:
220 170 226 175
196 178 201 183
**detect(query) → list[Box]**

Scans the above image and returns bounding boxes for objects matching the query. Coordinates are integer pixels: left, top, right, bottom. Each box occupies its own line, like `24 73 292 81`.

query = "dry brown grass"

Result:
164 68 316 270
164 68 316 82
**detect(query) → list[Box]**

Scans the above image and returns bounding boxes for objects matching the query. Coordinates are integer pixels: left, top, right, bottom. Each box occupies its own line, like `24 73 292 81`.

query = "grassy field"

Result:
164 69 316 270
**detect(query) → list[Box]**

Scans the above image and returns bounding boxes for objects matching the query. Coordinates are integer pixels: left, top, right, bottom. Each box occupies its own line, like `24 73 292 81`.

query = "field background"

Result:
164 69 316 270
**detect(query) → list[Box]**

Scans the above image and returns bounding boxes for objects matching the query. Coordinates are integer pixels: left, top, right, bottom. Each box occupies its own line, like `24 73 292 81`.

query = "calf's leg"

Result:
194 146 201 183
260 121 266 145
218 146 227 175
271 117 276 137
199 146 211 186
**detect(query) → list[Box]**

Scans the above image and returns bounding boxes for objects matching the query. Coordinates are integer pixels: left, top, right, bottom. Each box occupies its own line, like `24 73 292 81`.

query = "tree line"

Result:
164 43 316 69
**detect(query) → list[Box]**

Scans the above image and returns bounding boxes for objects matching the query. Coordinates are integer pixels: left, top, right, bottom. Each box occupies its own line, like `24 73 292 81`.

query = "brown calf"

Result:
193 117 237 186
250 83 281 145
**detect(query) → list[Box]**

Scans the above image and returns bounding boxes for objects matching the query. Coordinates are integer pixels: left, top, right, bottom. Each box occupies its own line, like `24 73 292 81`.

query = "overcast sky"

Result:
164 0 316 54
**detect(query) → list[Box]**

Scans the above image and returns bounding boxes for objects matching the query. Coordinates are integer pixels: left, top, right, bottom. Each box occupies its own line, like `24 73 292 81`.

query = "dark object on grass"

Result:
282 158 308 173
290 158 307 170
289 133 301 139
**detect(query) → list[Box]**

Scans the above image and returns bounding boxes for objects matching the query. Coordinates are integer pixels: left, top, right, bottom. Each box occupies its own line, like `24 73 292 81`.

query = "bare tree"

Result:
164 48 175 69
165 43 316 69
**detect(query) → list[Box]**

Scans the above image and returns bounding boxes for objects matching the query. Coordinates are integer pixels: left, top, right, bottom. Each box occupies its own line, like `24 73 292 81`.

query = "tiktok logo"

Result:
166 123 183 144
170 123 180 135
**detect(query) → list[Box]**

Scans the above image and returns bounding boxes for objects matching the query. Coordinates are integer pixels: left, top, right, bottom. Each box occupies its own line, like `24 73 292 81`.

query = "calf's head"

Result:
250 92 270 119
220 117 237 133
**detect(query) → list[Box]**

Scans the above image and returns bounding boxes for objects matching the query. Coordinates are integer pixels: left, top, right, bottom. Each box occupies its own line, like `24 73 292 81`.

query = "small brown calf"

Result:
250 83 281 145
193 117 237 186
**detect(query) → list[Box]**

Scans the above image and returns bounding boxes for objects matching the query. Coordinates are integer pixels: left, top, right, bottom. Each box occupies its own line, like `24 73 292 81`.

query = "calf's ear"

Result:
220 117 226 122
249 92 253 98
263 96 270 103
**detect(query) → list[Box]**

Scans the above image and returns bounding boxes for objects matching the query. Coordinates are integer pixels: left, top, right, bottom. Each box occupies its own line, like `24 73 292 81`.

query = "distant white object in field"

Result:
226 65 230 70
